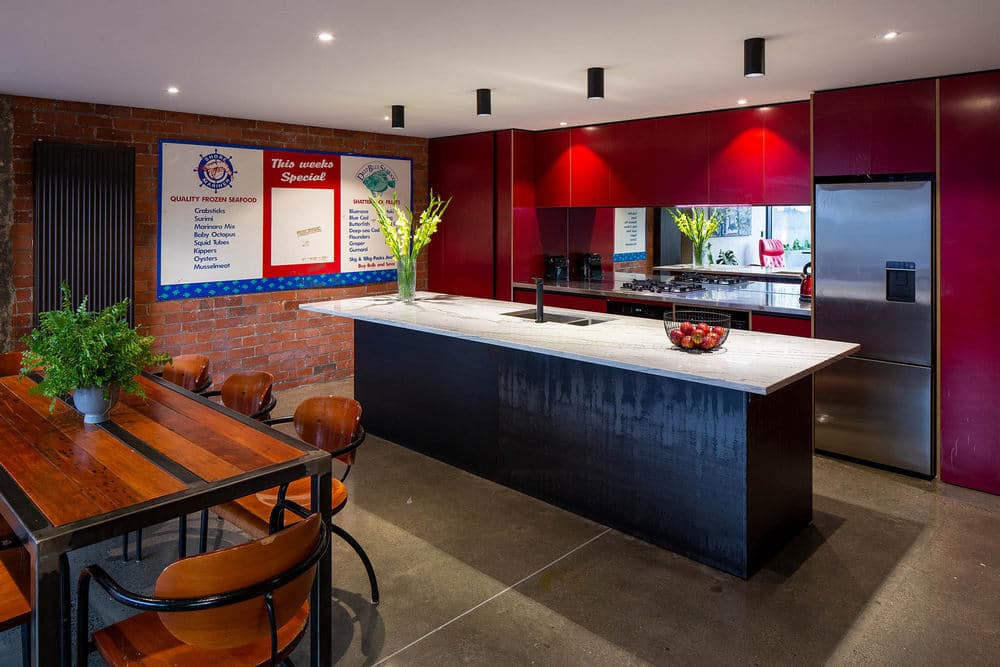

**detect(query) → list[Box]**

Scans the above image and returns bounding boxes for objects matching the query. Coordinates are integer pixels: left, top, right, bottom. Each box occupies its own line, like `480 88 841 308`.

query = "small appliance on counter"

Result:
799 262 812 302
544 255 569 281
576 253 603 281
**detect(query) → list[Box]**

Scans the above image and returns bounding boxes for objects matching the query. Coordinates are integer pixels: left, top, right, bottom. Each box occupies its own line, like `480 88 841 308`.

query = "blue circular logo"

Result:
194 150 236 191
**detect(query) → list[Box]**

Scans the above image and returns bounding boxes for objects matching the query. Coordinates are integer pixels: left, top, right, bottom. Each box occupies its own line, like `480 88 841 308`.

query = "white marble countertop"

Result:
302 293 857 395
513 272 812 317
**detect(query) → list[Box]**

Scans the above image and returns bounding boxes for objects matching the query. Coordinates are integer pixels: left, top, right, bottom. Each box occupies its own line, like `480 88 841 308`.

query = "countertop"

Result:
302 293 856 395
652 264 805 282
512 272 812 317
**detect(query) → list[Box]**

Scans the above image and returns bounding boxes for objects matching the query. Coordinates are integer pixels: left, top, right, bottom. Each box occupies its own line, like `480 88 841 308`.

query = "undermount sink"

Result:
501 309 611 326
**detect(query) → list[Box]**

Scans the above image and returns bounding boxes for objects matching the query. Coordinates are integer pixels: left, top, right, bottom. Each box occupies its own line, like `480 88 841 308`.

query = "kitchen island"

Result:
303 293 856 577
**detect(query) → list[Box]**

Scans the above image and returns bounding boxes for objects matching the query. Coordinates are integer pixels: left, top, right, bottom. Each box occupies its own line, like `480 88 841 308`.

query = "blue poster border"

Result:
156 139 414 302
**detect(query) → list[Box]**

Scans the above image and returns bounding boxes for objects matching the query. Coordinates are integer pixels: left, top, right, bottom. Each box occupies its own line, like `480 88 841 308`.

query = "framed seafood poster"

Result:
157 140 412 300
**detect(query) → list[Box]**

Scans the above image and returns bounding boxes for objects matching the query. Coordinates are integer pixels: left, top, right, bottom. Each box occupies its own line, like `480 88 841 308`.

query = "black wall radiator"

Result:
33 141 135 323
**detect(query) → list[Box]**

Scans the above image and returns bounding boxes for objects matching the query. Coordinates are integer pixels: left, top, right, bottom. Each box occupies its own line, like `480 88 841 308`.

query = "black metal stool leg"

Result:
121 533 129 561
339 464 352 482
199 509 209 554
20 622 30 667
331 523 379 605
177 514 187 559
135 528 143 561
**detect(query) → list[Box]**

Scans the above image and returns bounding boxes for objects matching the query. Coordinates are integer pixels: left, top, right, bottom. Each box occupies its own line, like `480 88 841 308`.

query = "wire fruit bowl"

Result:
663 310 731 353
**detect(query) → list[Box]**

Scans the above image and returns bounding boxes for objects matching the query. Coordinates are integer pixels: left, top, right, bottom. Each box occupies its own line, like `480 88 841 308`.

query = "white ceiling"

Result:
2 0 999 138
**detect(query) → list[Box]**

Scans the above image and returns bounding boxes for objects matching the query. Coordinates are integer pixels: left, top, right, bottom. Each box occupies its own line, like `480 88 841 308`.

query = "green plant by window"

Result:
670 208 720 266
21 284 170 410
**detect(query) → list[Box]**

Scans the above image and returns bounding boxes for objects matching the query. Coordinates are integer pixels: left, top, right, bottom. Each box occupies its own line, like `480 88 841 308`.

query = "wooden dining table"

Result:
0 372 333 666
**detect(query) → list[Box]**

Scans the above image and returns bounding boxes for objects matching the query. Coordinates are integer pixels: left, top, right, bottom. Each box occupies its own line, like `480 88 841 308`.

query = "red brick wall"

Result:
8 96 428 388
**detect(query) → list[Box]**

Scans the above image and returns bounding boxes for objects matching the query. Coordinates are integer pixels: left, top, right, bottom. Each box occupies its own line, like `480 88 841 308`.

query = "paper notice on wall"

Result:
159 143 264 285
613 208 646 262
269 188 336 266
157 140 412 300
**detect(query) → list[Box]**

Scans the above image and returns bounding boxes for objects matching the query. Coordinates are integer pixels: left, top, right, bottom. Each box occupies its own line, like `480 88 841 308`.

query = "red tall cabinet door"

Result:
814 79 936 177
762 102 811 204
570 126 611 207
605 118 660 206
428 132 495 299
534 129 572 207
708 108 765 204
940 71 1000 494
657 114 710 205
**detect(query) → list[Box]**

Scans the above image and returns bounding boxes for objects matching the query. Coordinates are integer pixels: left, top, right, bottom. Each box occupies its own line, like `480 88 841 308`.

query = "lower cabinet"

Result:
751 313 811 337
513 289 608 313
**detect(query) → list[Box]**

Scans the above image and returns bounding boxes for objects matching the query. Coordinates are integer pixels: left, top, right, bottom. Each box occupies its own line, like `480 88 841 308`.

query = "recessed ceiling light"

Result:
317 31 334 42
737 98 748 105
882 31 899 40
559 121 568 126
166 86 179 95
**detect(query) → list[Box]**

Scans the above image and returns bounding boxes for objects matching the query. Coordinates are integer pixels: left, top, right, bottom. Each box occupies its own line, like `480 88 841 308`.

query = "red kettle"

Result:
800 262 813 301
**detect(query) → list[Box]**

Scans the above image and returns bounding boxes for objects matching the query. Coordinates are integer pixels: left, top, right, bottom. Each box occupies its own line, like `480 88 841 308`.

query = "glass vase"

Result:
692 241 706 266
396 255 416 303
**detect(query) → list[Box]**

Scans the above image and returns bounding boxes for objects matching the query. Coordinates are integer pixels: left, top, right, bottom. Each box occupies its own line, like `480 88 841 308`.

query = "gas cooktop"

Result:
672 272 749 286
620 279 705 294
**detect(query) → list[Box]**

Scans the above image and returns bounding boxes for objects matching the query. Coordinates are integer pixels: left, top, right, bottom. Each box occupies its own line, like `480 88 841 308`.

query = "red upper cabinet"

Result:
428 132 495 299
605 118 660 206
762 102 811 204
708 108 765 204
534 129 572 207
658 114 710 205
570 126 611 207
814 79 936 177
939 70 1000 495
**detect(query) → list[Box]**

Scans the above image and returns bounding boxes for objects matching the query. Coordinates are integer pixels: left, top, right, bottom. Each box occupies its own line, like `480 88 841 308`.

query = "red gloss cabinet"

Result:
570 126 611 207
708 108 765 204
428 132 496 299
750 313 811 338
534 129 572 207
762 102 811 204
814 79 936 177
939 71 1000 495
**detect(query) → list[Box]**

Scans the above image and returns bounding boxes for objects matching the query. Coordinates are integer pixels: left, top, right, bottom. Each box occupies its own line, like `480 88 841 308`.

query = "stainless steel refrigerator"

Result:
814 180 935 477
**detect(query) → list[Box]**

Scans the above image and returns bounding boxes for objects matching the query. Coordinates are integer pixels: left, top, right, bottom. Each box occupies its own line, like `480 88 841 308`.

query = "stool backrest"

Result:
0 352 21 377
293 396 362 461
759 238 786 267
221 371 274 417
162 354 210 392
154 514 321 650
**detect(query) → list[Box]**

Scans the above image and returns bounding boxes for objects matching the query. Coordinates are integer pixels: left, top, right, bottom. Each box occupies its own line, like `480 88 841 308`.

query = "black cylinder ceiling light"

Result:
587 67 605 100
744 37 765 78
391 104 405 129
477 88 492 117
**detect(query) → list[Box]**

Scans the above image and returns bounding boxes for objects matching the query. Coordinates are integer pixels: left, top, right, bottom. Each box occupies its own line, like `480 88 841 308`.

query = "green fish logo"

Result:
356 162 397 196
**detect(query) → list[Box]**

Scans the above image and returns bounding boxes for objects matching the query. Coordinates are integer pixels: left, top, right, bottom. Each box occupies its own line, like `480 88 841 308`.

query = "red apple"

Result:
669 328 684 345
696 322 710 332
680 335 695 349
711 325 727 337
690 330 704 345
680 321 695 335
702 333 720 350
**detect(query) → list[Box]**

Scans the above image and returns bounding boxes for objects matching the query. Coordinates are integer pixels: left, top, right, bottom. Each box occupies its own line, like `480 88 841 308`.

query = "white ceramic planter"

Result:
73 385 120 424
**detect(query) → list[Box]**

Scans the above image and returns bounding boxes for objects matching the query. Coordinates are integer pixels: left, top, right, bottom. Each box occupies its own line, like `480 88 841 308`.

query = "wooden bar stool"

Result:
0 516 33 667
213 396 380 605
160 354 213 393
197 371 277 553
124 353 212 562
76 507 328 666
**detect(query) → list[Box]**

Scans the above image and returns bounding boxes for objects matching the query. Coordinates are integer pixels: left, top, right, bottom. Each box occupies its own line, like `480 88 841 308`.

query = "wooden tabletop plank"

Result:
0 387 147 508
2 378 187 502
117 394 278 473
137 377 305 463
109 400 245 482
0 411 107 526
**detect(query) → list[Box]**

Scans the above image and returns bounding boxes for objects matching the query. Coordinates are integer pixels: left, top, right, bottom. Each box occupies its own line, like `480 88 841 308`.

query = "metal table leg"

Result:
31 546 68 666
310 467 333 667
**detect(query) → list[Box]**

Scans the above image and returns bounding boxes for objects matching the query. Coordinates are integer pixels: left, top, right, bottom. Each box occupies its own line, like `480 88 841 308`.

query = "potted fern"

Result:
670 208 720 266
20 285 170 423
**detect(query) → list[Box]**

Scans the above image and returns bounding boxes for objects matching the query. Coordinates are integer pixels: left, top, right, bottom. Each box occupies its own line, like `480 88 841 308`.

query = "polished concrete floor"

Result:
2 378 1000 665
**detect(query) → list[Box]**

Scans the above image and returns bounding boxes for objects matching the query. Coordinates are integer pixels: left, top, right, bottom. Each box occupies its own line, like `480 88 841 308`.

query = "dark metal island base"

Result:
303 293 857 578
